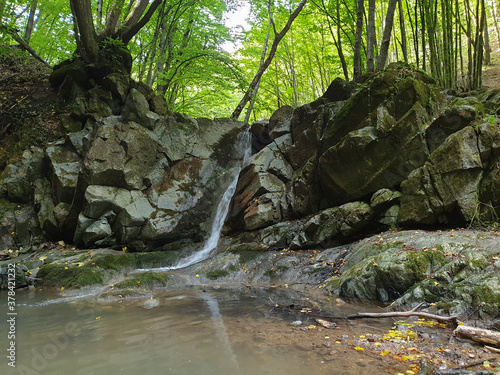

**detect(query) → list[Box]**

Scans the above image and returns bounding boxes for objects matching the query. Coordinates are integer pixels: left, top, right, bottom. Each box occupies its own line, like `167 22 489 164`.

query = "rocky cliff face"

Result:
0 61 248 251
1 62 499 258
223 62 495 251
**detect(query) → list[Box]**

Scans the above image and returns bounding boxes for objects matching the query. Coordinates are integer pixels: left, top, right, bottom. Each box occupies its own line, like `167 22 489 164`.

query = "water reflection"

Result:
201 293 240 374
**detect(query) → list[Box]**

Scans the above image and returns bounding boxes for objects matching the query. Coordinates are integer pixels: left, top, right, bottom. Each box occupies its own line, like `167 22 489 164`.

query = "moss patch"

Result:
37 264 103 287
134 251 181 268
92 253 136 270
205 269 229 280
114 271 169 289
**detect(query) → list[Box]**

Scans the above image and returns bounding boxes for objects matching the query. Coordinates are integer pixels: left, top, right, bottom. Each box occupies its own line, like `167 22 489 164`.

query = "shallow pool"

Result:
1 287 408 375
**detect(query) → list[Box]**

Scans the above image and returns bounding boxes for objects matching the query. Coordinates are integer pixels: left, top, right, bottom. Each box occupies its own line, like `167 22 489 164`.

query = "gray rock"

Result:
122 88 159 130
102 73 130 102
46 144 81 204
268 105 293 140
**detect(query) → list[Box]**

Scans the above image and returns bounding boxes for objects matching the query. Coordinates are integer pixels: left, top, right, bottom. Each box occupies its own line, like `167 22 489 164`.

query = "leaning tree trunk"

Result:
376 0 398 71
231 0 307 120
245 20 271 125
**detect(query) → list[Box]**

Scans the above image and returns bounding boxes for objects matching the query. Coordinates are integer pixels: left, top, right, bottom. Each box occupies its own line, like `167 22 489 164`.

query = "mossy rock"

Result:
134 251 182 269
37 264 103 287
330 248 448 302
226 245 266 264
205 269 229 280
114 271 169 289
91 253 136 270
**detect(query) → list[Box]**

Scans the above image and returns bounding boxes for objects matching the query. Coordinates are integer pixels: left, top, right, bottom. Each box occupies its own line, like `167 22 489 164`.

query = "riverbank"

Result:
3 227 500 321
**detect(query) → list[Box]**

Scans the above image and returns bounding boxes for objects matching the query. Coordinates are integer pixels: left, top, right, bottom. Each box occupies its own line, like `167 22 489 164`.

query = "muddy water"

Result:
1 288 413 374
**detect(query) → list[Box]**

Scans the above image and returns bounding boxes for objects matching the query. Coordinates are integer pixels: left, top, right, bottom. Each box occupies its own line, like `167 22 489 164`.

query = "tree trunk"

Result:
366 0 376 72
96 0 104 32
484 13 491 66
353 0 364 78
0 25 49 66
231 0 308 120
23 0 38 42
120 0 163 45
70 0 99 64
398 0 408 63
245 20 271 125
472 0 485 89
376 0 398 71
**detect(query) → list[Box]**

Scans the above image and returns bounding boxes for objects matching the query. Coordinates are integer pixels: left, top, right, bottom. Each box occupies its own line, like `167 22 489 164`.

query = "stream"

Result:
1 287 418 375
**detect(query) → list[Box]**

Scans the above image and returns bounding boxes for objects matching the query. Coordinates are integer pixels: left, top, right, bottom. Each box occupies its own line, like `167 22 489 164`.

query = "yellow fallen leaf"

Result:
61 287 64 291
39 256 47 261
96 316 101 320
354 346 364 351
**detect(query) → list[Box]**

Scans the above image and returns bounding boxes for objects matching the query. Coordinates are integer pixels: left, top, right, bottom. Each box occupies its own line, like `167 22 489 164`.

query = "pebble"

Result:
143 298 160 309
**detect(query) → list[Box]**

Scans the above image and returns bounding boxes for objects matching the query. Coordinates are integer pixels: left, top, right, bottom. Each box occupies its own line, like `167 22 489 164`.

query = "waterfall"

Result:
138 129 251 271
174 130 251 268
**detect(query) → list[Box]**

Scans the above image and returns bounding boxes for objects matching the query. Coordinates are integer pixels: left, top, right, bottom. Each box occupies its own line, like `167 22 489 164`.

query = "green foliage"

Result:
0 0 496 120
205 269 229 280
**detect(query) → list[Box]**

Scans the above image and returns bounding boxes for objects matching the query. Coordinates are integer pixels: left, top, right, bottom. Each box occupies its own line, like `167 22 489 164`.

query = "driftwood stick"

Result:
453 357 497 370
345 309 458 324
454 326 500 348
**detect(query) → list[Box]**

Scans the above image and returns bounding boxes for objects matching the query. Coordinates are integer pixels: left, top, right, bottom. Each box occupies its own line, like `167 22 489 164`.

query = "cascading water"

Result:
140 129 251 271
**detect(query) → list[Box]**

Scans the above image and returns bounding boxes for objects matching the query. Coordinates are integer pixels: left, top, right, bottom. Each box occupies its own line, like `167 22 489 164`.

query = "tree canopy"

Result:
0 0 495 120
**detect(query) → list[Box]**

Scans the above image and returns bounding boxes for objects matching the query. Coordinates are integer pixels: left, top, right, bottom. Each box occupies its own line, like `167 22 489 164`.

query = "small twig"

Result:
9 94 30 110
452 357 497 370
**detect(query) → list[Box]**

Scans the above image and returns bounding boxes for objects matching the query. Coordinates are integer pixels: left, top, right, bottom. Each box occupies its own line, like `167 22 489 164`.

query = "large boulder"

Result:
0 79 248 250
318 66 441 205
398 124 499 225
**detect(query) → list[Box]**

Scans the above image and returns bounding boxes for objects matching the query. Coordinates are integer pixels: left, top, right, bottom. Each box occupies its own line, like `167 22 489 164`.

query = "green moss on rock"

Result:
205 269 229 280
134 251 181 268
37 264 103 287
92 253 136 270
114 271 169 289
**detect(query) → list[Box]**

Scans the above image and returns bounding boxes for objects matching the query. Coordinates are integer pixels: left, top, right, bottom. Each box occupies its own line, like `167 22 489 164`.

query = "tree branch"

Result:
121 0 163 45
0 25 50 67
231 0 308 120
345 303 458 325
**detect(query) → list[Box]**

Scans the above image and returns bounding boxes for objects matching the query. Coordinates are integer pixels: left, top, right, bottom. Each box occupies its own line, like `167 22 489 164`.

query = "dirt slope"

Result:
0 45 59 169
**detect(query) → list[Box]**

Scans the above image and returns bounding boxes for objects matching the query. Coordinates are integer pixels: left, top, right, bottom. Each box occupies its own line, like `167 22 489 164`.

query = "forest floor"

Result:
482 41 500 91
0 44 59 170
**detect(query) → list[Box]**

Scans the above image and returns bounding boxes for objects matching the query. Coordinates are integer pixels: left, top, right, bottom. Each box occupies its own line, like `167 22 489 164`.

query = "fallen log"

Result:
454 326 500 348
